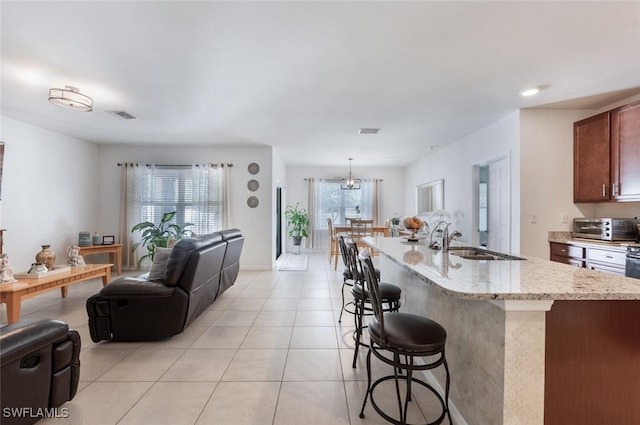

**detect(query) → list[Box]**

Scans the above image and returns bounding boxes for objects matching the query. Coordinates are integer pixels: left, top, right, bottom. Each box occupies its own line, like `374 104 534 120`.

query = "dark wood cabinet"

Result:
550 242 585 267
574 112 611 202
611 101 640 201
574 100 640 203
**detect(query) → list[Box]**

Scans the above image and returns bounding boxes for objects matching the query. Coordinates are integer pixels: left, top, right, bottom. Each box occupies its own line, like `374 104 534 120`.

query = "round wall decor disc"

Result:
247 179 259 191
248 163 260 175
247 196 259 208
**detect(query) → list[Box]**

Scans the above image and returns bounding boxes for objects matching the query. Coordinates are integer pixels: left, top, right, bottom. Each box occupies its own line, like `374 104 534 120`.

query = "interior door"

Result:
487 157 510 252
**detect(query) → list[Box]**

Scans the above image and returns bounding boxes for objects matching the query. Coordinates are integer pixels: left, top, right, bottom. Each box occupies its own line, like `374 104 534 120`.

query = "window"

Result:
314 180 376 228
136 165 227 235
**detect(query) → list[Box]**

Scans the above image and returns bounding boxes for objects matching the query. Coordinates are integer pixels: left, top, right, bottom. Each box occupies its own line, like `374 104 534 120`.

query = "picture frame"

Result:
102 235 115 245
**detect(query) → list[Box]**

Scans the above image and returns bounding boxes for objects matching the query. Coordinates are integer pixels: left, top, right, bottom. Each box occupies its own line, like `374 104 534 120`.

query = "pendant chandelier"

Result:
48 86 93 112
341 158 361 190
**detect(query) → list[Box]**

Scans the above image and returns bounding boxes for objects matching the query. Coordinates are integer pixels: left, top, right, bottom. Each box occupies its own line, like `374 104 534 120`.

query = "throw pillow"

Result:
148 247 172 281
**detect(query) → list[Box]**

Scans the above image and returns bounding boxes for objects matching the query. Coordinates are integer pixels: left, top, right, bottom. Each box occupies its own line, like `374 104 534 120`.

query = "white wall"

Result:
285 165 405 251
519 109 595 259
97 144 274 270
0 116 100 270
406 111 521 253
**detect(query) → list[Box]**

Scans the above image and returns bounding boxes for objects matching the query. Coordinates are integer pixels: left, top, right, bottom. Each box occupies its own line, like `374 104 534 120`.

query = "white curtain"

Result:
306 178 315 248
119 163 144 269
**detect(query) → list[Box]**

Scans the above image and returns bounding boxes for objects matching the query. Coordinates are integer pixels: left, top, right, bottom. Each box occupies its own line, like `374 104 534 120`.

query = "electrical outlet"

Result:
530 214 537 224
561 213 568 224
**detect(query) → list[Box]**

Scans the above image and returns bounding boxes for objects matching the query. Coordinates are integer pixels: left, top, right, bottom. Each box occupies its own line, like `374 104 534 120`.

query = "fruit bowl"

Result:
403 216 425 241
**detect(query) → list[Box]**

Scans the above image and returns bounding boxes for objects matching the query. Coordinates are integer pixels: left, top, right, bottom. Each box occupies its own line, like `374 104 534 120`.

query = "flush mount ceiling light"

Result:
520 87 540 97
48 86 93 112
341 158 361 190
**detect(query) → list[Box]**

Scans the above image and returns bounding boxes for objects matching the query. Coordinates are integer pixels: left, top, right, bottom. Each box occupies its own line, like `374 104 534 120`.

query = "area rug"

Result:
277 254 309 271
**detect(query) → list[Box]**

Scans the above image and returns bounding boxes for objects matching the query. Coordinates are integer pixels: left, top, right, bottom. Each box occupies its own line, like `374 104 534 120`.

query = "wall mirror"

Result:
417 179 444 215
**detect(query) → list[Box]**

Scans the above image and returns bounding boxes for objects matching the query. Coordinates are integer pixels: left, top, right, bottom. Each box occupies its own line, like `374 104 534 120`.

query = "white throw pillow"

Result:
148 248 172 281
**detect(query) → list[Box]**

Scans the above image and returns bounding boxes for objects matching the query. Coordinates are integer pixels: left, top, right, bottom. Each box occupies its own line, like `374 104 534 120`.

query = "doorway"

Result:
276 187 282 260
475 156 510 252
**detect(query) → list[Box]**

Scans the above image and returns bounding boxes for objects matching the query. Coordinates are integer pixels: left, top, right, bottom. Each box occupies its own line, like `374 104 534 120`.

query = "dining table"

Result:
331 225 389 269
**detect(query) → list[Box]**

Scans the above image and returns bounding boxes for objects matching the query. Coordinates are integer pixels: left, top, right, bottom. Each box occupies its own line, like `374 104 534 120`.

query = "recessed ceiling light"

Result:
520 87 540 97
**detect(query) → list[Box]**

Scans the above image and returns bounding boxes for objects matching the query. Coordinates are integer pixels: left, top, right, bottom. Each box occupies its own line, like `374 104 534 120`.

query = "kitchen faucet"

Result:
429 221 462 252
445 230 462 253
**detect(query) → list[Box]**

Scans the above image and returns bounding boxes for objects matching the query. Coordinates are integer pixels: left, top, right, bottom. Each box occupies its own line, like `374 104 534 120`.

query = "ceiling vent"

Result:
108 110 137 120
358 128 380 135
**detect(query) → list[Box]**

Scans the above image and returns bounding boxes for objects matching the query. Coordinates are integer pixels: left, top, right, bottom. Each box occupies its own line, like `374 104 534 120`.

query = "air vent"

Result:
358 128 380 135
107 110 137 120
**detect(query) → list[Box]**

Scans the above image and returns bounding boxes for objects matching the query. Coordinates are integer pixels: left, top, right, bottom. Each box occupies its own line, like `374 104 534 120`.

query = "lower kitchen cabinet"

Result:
550 242 626 275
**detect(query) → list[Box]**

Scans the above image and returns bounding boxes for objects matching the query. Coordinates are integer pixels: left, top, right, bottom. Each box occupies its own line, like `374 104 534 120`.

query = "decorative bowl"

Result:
403 216 425 241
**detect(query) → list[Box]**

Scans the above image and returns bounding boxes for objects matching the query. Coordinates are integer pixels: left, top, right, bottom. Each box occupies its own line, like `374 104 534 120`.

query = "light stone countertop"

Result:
548 231 640 252
363 236 640 301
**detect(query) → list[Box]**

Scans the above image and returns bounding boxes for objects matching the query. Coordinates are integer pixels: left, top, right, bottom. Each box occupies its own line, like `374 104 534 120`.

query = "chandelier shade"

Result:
340 158 361 190
48 86 93 112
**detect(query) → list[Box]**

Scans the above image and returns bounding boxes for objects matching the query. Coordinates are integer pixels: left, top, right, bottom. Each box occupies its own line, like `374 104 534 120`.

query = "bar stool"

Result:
337 235 381 323
345 242 401 369
358 249 451 425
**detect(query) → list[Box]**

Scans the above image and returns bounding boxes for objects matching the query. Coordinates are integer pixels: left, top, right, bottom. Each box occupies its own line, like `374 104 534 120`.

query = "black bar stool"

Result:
337 235 381 323
358 249 451 425
345 241 401 369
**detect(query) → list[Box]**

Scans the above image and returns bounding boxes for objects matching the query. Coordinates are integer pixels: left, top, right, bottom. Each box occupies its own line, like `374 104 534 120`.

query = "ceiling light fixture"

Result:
48 86 93 112
341 158 361 190
520 87 540 97
359 128 380 135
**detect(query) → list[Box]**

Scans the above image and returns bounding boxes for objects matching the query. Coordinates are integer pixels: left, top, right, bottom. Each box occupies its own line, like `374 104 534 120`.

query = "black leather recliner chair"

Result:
0 319 81 425
86 229 244 342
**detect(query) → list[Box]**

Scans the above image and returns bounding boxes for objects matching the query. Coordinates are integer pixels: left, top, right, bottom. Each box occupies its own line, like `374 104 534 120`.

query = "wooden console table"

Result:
78 243 122 275
0 264 112 324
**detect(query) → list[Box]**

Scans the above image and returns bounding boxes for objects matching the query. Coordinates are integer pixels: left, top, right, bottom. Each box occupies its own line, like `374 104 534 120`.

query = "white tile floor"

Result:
2 252 446 425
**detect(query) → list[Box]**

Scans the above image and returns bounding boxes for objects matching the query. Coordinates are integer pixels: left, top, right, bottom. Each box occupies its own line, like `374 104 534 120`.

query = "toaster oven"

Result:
572 218 639 241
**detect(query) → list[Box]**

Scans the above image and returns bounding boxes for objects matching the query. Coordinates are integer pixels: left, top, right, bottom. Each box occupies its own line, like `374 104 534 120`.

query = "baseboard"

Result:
417 362 469 425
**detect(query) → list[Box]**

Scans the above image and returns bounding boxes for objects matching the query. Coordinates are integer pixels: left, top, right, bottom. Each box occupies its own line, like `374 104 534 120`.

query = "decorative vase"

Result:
36 245 56 271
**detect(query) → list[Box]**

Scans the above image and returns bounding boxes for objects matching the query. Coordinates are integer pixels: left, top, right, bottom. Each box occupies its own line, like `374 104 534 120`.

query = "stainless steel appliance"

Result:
572 218 639 241
625 246 640 279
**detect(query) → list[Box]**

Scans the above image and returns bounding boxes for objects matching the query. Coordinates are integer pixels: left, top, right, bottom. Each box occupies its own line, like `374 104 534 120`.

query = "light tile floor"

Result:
1 252 446 425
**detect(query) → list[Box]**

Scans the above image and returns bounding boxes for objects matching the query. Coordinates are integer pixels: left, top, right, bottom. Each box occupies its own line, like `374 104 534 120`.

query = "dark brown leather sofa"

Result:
86 229 244 342
0 319 81 425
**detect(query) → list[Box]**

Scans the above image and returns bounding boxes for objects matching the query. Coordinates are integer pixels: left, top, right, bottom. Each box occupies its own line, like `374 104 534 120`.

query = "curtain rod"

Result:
304 178 383 182
117 163 233 167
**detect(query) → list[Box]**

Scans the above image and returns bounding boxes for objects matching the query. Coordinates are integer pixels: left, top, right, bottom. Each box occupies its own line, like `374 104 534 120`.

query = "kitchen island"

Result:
362 236 640 425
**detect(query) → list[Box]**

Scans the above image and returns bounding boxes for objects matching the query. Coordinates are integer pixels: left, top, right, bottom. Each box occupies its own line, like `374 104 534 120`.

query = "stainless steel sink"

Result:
448 246 525 261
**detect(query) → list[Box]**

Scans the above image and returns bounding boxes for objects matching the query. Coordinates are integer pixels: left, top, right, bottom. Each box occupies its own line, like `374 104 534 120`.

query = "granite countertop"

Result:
363 236 640 301
548 231 640 251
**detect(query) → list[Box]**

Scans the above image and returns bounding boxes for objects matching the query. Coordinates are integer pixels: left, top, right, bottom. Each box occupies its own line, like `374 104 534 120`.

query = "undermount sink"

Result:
447 246 525 261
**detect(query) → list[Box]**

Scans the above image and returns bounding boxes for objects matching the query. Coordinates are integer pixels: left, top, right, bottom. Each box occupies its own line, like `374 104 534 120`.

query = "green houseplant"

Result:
131 211 193 267
284 203 309 246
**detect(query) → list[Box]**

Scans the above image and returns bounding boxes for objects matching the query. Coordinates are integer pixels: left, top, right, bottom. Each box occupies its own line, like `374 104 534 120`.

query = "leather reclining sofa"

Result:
86 229 244 342
0 319 81 425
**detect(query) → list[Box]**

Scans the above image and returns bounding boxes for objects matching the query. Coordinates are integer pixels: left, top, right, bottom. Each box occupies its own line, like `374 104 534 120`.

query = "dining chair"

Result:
327 217 341 268
350 219 374 244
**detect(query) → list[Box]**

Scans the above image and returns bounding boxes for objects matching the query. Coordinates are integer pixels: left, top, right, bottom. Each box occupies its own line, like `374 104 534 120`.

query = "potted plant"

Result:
284 203 309 246
131 211 193 267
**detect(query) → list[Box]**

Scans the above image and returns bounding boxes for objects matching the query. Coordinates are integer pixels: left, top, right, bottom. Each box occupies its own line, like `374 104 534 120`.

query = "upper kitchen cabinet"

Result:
611 101 640 201
574 112 611 202
574 100 640 203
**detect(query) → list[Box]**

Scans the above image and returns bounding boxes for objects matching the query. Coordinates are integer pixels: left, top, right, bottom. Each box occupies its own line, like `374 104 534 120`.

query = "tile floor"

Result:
1 252 446 425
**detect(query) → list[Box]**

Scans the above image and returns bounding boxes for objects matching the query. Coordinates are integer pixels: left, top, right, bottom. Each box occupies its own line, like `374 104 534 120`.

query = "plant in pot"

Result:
131 211 193 267
284 203 309 246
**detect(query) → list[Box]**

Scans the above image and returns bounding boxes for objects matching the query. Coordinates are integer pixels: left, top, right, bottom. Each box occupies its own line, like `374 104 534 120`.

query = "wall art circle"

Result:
248 162 260 175
247 179 259 192
247 196 259 208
